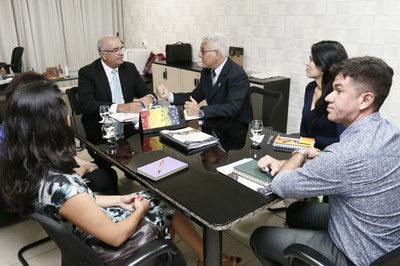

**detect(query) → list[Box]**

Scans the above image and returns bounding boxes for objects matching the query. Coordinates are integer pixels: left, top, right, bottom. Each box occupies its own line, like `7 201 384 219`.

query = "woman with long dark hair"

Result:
0 72 119 195
301 40 348 149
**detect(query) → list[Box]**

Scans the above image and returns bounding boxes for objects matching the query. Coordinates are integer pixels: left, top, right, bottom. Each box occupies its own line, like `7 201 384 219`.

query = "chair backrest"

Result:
65 86 82 116
10 47 24 73
250 86 283 129
28 213 104 266
284 243 400 266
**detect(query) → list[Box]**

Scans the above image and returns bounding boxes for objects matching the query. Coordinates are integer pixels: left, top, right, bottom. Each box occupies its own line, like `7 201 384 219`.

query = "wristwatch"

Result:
291 148 308 161
198 110 205 118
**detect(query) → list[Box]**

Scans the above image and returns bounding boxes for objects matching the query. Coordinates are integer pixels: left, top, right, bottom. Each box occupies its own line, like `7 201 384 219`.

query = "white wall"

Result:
122 0 400 133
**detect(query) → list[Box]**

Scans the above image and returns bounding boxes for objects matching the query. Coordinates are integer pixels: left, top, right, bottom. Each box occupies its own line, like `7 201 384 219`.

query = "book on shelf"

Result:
159 127 219 151
136 156 188 181
216 158 273 197
272 134 315 152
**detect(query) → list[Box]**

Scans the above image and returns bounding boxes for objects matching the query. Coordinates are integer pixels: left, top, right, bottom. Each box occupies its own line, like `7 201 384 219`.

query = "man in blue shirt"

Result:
252 56 400 265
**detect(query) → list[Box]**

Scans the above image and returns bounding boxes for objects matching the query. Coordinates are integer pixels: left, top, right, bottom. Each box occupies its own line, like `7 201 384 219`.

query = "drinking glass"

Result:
99 105 110 123
250 119 263 145
102 117 117 139
102 117 118 154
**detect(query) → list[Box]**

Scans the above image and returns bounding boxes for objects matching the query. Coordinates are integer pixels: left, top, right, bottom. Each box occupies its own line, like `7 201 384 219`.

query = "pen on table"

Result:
157 159 165 174
267 134 274 145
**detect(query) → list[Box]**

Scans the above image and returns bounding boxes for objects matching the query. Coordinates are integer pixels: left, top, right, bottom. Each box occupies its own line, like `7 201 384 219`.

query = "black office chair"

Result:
249 86 283 129
284 243 400 266
18 212 184 266
65 86 82 116
0 47 24 74
65 86 86 151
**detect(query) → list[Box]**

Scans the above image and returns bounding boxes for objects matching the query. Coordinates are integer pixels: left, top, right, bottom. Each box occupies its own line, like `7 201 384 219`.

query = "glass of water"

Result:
102 117 116 139
99 105 110 123
250 120 263 145
102 117 118 154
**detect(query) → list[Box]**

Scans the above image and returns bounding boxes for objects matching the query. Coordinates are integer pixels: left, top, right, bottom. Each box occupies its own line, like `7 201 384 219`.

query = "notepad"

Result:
136 156 188 181
109 112 139 123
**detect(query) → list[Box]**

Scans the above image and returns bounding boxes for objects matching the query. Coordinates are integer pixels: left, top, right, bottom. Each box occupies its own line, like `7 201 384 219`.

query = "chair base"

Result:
18 236 52 266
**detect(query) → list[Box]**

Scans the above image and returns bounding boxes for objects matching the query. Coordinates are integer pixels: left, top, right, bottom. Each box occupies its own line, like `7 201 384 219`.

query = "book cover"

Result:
140 106 181 130
137 156 188 181
232 159 273 187
272 134 315 152
160 127 219 150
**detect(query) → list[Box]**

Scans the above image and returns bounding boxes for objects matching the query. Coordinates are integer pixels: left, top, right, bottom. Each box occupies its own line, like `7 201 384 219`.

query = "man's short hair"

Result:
202 32 229 58
97 35 123 53
330 56 394 111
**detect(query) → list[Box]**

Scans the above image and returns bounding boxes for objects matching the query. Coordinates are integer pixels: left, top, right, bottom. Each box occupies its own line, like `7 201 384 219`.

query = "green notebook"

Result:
232 159 273 187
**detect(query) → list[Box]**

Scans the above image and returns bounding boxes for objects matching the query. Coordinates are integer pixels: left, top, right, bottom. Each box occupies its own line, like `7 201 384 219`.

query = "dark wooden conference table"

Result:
72 115 290 266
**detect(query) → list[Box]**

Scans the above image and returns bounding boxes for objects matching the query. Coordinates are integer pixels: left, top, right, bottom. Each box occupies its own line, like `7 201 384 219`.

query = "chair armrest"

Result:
284 243 335 266
120 239 182 266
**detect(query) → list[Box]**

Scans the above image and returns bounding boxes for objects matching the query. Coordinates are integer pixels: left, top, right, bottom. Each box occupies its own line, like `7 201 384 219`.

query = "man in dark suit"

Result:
156 32 253 123
79 35 156 143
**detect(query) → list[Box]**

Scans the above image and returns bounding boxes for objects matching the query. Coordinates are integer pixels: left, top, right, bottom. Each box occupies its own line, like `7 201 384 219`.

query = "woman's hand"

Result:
258 155 286 176
120 193 150 215
132 196 150 219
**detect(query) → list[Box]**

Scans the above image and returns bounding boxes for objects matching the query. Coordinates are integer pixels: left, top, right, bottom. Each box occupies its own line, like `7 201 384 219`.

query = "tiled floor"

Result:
0 147 287 266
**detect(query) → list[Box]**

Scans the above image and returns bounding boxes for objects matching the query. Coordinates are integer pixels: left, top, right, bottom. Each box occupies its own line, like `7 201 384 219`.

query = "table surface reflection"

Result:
71 115 290 265
72 116 290 229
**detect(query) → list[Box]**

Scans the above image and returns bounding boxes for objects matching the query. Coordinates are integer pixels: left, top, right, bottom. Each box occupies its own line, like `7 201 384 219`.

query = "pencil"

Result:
157 159 165 174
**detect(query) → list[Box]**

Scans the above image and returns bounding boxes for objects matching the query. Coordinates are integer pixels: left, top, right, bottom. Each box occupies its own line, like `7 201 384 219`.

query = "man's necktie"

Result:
112 69 123 104
211 69 217 87
111 69 124 138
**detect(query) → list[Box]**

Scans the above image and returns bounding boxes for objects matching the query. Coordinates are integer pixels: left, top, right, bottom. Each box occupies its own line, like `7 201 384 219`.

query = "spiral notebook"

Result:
216 158 273 196
232 159 273 187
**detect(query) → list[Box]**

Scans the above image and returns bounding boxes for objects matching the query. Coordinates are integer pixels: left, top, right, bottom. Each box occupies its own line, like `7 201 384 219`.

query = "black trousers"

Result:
85 167 119 195
250 202 353 266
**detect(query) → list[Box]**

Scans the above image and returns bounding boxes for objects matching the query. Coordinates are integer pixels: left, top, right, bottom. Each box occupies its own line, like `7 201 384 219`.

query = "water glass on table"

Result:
102 118 118 154
99 105 110 123
250 119 264 146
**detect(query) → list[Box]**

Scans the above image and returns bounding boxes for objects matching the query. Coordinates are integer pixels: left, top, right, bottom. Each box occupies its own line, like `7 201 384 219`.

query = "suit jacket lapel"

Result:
208 59 231 100
95 59 113 100
118 63 128 101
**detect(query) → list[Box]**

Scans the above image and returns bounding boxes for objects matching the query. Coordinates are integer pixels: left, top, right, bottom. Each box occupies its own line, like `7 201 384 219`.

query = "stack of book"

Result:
160 127 219 153
272 134 315 152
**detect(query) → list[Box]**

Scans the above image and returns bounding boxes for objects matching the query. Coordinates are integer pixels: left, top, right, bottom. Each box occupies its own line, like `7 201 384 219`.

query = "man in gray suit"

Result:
156 32 253 123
